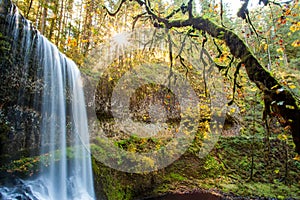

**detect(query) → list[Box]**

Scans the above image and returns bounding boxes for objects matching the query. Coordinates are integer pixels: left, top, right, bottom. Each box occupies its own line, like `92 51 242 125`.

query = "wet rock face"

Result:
95 78 181 123
0 0 42 161
0 0 10 16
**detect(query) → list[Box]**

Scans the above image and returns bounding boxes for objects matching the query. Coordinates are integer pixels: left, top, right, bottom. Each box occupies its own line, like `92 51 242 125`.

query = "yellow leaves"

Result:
288 23 300 48
285 105 295 110
276 47 284 53
259 41 269 52
263 43 268 51
229 107 236 114
289 22 300 32
249 86 258 92
289 84 297 89
200 104 209 110
142 115 149 121
271 85 279 90
215 52 230 64
277 133 288 141
293 154 300 161
127 143 137 153
291 40 300 47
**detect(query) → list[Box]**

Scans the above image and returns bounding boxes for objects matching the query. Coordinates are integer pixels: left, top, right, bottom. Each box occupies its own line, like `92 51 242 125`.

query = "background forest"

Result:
2 0 300 199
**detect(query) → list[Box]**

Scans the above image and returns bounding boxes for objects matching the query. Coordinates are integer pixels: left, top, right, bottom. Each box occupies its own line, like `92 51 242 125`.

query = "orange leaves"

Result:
219 52 229 62
214 51 231 65
284 8 292 16
277 16 287 25
67 37 77 47
294 154 300 161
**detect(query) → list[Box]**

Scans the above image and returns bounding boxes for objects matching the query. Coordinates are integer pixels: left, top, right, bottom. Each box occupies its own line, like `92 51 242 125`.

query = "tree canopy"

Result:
102 0 300 154
12 0 300 154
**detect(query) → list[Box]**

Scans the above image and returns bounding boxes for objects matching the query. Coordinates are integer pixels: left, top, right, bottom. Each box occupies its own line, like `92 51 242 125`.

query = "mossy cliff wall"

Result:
0 0 44 162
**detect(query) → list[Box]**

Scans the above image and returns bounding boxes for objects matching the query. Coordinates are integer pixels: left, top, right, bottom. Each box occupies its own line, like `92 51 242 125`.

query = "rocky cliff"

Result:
1 0 47 162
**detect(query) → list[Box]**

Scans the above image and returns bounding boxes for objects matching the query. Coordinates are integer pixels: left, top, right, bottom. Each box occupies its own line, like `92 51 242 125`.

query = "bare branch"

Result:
200 32 208 97
187 0 194 19
228 62 242 106
259 0 269 6
176 29 194 57
167 30 173 88
213 39 222 58
166 6 183 19
103 0 126 16
268 0 294 7
132 12 147 30
219 0 228 28
237 0 249 20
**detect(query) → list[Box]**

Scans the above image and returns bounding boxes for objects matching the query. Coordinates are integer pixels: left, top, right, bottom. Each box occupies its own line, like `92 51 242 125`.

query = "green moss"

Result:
0 147 90 178
92 158 134 200
204 155 223 176
167 172 187 182
92 136 300 199
219 181 300 199
0 156 40 177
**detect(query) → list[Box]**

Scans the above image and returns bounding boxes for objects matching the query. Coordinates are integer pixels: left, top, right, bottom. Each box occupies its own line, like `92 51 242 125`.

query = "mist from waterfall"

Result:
0 2 95 199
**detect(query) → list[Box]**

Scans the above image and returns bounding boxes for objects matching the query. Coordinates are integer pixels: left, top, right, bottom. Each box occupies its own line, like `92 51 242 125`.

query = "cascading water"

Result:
35 35 95 200
0 1 95 199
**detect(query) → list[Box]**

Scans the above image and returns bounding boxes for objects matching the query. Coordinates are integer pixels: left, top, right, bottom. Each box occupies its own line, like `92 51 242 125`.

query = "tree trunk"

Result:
56 0 65 46
48 0 59 41
82 0 94 57
40 1 48 35
25 0 33 18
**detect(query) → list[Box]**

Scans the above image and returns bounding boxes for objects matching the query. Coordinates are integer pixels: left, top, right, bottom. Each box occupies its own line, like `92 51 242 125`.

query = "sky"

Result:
218 0 261 15
187 0 263 16
213 0 295 15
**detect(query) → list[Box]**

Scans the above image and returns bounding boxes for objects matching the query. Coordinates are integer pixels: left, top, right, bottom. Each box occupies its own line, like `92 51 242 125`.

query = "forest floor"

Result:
92 136 300 200
1 136 300 200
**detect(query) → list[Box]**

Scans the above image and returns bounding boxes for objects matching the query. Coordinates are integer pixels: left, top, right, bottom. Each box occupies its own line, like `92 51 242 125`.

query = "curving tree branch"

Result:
101 0 300 154
136 0 300 154
103 0 127 16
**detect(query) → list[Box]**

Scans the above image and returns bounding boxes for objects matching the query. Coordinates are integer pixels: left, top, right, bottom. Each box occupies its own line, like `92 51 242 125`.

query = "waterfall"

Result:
36 35 95 200
0 1 95 199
